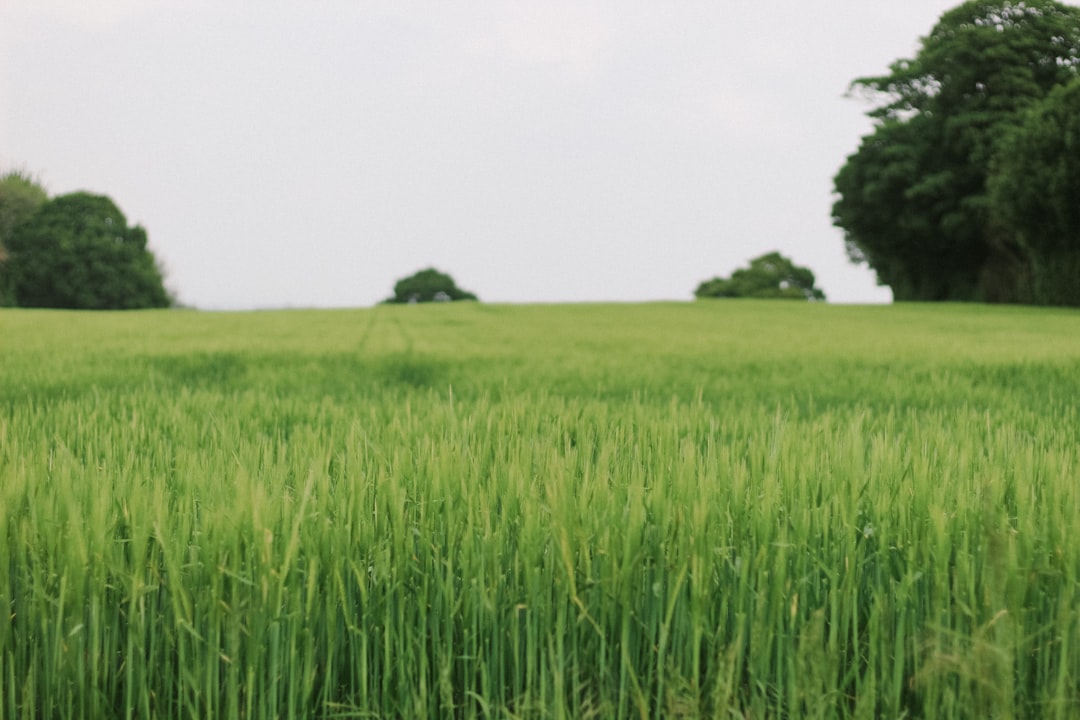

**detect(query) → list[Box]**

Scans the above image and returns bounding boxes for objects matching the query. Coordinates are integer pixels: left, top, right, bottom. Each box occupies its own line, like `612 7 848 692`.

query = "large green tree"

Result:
833 0 1080 302
989 78 1080 305
384 267 477 304
695 252 826 301
0 171 49 306
5 192 171 309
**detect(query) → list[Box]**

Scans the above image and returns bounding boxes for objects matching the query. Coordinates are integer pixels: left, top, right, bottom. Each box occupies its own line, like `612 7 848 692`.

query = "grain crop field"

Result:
2 301 1080 719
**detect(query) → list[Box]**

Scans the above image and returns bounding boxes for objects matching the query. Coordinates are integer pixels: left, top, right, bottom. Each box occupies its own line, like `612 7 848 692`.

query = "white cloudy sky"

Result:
2 1 973 308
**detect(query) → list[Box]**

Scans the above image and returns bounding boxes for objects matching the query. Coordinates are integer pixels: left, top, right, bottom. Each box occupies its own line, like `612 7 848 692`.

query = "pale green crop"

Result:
2 302 1078 718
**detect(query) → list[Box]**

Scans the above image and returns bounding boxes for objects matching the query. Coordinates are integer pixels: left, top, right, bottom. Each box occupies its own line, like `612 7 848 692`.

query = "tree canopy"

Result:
0 171 49 306
832 0 1080 304
989 78 1080 305
695 252 826 301
384 268 477 304
4 192 171 309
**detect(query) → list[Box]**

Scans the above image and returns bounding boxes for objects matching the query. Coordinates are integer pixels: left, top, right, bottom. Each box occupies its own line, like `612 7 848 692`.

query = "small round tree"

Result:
385 268 478 304
695 252 826 301
5 192 171 309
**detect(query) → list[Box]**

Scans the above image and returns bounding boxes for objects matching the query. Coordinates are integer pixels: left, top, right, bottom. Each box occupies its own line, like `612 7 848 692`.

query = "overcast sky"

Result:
3 1 979 308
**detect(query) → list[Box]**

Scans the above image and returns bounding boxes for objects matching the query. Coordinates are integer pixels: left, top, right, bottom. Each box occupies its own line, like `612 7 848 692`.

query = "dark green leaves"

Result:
0 171 49 306
833 0 1080 304
695 252 826 301
989 78 1080 304
385 267 478 304
4 192 171 309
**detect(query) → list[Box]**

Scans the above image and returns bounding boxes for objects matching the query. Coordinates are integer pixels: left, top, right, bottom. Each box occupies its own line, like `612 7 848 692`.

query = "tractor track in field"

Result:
352 305 380 355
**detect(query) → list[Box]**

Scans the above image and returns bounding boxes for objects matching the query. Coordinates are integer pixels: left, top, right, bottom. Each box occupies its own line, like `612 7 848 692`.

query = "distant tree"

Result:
5 192 171 309
0 171 49 306
695 252 826 301
384 267 477 304
989 79 1080 306
832 0 1080 302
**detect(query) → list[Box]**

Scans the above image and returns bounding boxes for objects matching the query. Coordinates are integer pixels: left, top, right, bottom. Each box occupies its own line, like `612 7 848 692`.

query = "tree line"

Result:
390 254 827 305
833 0 1080 306
4 0 1077 310
0 170 823 309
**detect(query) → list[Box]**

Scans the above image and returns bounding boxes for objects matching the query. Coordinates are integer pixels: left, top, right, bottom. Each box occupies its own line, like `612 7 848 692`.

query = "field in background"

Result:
2 302 1079 718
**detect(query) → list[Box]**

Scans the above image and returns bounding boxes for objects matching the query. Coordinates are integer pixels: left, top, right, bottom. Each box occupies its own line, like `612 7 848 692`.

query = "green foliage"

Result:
833 0 1080 302
384 266 478 304
989 79 1080 306
0 170 49 306
4 192 171 309
3 303 1080 718
695 251 826 300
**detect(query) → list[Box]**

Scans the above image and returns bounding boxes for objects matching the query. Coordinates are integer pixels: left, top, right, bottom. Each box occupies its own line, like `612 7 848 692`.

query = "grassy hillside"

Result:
2 302 1079 718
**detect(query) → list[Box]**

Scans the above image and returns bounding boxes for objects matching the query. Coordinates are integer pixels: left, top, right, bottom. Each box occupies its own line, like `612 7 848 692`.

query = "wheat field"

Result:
2 301 1079 718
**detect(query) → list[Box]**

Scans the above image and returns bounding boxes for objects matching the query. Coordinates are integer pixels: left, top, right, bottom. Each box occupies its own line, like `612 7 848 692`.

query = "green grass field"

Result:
2 301 1080 719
